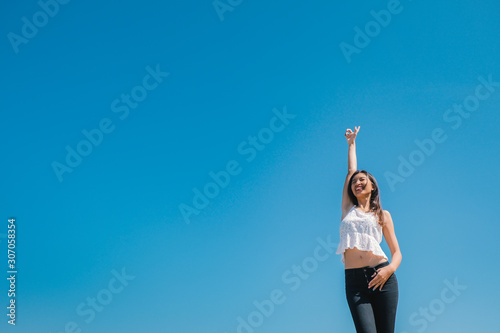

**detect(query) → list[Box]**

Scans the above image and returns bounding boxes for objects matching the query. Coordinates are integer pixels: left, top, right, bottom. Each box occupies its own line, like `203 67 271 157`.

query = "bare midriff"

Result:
344 247 388 269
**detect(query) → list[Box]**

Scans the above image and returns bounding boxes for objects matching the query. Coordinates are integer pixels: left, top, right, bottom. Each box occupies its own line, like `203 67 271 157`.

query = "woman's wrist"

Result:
386 263 397 274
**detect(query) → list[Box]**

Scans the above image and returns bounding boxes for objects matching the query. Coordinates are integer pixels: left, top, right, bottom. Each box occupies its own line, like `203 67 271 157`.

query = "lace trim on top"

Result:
336 205 388 264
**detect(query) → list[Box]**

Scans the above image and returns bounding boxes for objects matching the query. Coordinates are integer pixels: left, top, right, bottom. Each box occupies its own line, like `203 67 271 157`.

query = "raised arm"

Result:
347 128 358 173
341 126 360 212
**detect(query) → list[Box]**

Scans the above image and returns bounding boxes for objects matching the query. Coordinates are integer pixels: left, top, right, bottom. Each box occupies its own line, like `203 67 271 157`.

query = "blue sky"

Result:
1 0 500 332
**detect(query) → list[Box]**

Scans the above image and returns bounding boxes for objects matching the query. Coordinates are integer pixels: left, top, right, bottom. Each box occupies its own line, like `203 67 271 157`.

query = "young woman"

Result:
336 126 402 333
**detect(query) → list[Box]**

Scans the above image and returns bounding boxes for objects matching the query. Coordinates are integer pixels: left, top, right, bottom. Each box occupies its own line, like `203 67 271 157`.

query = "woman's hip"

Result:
344 261 398 291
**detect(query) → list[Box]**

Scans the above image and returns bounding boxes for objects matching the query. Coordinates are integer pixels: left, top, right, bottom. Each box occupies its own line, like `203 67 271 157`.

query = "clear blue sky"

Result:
1 0 500 332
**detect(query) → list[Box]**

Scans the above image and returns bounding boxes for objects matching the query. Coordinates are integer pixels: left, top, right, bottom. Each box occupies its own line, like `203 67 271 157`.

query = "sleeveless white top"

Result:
336 205 388 264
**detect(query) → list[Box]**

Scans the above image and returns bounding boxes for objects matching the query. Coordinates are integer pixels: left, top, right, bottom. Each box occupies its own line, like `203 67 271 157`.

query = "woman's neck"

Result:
356 198 371 211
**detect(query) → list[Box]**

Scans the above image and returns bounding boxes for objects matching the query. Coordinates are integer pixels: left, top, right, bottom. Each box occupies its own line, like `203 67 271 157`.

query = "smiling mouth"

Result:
355 186 363 192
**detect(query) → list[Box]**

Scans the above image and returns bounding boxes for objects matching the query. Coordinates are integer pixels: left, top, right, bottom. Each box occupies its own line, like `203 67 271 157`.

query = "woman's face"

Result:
351 173 373 197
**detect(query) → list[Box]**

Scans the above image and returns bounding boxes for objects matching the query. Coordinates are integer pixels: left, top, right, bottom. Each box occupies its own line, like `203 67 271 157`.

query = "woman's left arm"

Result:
382 210 402 274
368 210 402 291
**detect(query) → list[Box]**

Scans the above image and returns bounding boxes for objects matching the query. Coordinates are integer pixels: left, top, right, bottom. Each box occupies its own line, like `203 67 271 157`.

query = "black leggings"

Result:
345 261 399 333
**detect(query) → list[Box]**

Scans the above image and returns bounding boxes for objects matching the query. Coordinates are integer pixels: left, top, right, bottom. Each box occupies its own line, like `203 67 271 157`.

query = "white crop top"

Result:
336 205 388 264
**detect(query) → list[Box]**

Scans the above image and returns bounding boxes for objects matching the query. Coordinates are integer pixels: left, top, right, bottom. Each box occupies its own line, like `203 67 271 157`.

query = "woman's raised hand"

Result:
345 126 360 145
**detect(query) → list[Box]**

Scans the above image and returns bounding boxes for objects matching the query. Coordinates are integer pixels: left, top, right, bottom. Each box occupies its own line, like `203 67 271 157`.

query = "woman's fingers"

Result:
371 278 383 291
369 269 387 290
345 127 360 134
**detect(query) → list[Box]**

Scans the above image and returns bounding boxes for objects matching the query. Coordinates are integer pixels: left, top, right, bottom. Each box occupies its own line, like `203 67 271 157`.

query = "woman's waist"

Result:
345 258 389 270
344 247 388 270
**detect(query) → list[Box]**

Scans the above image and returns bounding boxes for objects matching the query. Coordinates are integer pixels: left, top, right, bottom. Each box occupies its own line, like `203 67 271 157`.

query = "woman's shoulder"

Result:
381 209 394 227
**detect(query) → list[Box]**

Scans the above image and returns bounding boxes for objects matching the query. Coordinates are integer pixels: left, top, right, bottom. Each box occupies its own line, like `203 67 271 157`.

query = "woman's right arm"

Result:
341 126 360 212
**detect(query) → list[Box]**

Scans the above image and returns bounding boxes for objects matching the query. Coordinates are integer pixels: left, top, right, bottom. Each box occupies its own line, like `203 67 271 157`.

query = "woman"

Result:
336 126 402 333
